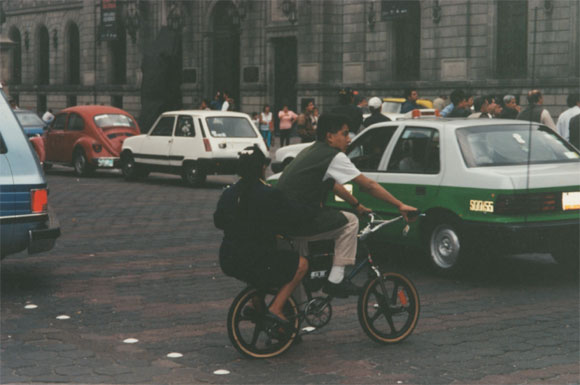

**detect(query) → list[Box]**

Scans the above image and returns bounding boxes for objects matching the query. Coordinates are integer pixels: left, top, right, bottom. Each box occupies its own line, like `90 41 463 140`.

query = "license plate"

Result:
97 158 114 168
562 192 580 210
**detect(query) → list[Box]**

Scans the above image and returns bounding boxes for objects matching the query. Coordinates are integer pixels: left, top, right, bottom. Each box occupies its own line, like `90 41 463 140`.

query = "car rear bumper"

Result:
462 218 579 253
28 208 61 254
0 207 60 258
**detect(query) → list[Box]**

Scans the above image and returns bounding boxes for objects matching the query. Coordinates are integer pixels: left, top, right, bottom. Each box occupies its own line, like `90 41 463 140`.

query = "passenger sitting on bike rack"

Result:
276 113 418 298
214 144 313 323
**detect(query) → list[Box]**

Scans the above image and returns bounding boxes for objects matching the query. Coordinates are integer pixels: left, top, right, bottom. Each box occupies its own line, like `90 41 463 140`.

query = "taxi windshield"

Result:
456 124 580 167
93 114 136 129
206 117 257 138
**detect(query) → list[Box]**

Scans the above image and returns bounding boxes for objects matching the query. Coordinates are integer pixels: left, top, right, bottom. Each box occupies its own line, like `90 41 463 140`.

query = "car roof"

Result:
366 118 541 130
161 110 250 118
60 105 133 115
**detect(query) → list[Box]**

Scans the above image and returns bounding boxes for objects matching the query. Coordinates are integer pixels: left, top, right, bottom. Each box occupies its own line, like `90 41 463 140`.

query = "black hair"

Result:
316 113 350 141
404 88 416 98
473 96 487 112
237 145 269 180
262 104 270 112
337 88 354 105
566 93 579 108
450 89 466 105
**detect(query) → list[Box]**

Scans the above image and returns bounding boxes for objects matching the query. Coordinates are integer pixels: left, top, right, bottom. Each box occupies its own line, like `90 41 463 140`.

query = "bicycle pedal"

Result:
301 326 316 334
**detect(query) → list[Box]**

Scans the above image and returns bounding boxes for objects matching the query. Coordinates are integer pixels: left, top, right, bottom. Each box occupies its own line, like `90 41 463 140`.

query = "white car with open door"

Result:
121 111 268 186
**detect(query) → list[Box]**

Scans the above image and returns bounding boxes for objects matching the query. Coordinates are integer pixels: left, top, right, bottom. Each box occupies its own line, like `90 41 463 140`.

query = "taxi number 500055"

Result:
469 200 494 213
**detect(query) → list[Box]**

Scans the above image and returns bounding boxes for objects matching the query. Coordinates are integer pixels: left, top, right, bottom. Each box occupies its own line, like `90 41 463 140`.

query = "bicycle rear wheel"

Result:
357 272 420 344
227 287 300 358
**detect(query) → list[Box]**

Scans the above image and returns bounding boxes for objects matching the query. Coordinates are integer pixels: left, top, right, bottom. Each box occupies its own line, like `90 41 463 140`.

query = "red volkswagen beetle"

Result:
30 106 140 176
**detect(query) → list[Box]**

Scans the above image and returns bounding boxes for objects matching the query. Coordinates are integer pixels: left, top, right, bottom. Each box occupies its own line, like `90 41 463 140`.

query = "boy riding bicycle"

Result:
214 145 311 324
276 113 417 298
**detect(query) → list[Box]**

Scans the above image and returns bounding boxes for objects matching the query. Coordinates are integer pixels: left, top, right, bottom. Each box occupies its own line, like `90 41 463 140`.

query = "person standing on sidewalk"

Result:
278 104 297 148
297 100 316 143
517 89 556 131
259 104 274 149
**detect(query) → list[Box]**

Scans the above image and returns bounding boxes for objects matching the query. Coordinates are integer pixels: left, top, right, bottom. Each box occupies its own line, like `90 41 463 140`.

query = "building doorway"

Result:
273 37 298 115
212 1 240 108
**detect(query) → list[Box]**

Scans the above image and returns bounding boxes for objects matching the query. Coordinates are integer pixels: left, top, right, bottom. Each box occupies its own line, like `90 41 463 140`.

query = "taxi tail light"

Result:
495 193 559 215
30 189 48 213
203 138 212 152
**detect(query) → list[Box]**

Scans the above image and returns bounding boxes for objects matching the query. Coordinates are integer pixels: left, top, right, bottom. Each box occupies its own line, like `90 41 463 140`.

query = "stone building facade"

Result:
1 0 578 128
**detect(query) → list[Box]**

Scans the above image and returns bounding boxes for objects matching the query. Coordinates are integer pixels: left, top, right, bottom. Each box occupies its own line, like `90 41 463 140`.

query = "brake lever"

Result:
402 213 425 236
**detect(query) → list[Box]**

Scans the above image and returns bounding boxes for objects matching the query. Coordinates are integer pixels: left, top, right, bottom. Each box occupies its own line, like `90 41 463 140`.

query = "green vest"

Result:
277 141 348 235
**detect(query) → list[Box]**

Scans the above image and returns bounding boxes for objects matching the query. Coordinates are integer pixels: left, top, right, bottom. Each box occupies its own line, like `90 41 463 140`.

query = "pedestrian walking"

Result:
210 92 222 110
278 104 297 148
363 97 390 128
517 89 556 131
556 93 580 142
297 100 316 143
499 95 520 119
221 91 231 111
259 104 273 148
401 88 421 114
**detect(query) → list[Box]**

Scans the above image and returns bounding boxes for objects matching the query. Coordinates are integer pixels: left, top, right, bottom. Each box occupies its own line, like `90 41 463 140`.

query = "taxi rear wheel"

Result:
551 246 579 270
427 220 467 275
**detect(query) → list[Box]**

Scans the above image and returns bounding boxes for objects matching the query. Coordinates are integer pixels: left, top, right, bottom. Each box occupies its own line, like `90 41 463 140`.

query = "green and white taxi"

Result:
270 119 580 274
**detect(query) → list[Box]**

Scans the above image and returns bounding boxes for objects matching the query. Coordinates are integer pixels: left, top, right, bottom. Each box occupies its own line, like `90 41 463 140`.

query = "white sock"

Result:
328 266 345 284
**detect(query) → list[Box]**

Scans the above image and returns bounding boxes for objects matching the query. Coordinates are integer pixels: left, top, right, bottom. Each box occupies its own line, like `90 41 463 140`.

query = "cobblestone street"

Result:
1 167 578 384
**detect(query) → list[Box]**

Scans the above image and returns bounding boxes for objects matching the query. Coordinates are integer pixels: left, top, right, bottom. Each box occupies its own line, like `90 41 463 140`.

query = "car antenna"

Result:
524 6 540 225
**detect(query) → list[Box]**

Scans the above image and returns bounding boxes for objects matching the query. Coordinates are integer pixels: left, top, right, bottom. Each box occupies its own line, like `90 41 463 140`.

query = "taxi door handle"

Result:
416 186 426 195
168 138 173 143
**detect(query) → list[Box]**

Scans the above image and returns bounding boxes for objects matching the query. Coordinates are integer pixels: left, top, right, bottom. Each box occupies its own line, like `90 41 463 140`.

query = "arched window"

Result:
8 27 22 84
37 25 50 85
66 22 80 84
394 0 420 80
497 0 528 78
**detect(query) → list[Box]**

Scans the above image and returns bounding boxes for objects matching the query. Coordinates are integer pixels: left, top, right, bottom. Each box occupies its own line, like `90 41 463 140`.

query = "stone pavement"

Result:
1 167 578 384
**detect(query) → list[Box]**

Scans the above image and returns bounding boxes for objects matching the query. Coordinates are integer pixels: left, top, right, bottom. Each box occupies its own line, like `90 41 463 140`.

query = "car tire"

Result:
73 149 95 177
182 162 206 187
121 153 148 181
551 246 579 270
426 218 469 276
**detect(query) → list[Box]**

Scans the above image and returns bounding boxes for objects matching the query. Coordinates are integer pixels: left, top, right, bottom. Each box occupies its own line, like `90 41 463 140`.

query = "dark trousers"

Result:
280 130 291 147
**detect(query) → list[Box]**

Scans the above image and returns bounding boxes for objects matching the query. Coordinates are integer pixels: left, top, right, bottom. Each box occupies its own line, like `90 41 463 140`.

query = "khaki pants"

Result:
291 211 359 306
292 211 359 266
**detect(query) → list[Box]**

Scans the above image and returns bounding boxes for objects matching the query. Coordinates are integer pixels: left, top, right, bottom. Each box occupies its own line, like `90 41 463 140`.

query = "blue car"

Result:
0 87 60 258
14 109 47 137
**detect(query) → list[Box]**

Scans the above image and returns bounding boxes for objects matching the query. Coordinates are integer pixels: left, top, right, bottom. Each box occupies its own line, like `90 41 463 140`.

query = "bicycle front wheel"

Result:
227 287 300 359
357 272 420 344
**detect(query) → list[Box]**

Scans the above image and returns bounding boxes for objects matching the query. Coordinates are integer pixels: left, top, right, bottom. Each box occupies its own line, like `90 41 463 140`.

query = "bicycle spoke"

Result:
391 283 399 305
249 324 262 347
384 312 397 334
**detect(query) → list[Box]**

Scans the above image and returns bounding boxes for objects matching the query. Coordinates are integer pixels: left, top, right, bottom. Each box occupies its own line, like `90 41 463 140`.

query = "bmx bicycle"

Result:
226 212 421 358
